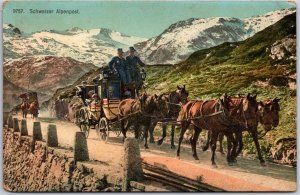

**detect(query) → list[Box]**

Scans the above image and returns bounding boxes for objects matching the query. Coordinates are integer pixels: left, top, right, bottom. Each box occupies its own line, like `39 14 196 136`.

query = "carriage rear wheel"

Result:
98 117 109 143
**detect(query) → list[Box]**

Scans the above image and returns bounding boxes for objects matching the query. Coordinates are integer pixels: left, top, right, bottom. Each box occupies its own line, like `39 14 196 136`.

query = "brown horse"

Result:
149 85 189 149
119 93 168 149
204 97 280 161
258 97 280 131
176 94 258 166
28 100 39 119
20 101 30 118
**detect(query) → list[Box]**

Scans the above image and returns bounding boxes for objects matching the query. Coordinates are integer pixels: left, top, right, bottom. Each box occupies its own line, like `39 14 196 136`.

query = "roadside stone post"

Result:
3 112 9 126
13 118 20 132
74 132 89 162
47 124 58 147
122 138 144 191
33 121 43 141
7 115 13 128
20 119 28 136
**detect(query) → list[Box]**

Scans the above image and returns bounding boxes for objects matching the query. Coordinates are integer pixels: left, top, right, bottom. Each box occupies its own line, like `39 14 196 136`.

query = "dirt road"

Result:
18 113 296 191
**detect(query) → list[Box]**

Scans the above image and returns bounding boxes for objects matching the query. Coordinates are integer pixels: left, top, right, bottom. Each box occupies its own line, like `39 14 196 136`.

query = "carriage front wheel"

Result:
98 117 109 143
79 108 90 138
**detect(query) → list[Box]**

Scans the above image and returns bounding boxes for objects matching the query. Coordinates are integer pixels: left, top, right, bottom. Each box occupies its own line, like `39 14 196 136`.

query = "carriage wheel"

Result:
79 108 90 138
99 117 109 143
80 123 90 138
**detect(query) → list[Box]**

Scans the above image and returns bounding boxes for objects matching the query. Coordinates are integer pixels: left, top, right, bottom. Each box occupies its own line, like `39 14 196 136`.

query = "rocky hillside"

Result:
3 76 28 112
3 24 146 65
4 56 97 99
134 8 295 65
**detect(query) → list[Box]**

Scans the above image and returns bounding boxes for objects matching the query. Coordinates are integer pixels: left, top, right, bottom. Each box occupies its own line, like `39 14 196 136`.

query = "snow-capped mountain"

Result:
3 25 146 65
134 8 295 64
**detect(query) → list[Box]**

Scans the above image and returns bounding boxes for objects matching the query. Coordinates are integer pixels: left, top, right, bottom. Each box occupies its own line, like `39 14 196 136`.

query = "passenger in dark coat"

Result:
108 48 131 84
126 46 145 83
77 81 88 106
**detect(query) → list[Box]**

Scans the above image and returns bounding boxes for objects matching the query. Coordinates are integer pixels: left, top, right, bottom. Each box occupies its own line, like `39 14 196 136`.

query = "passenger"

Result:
108 48 131 84
89 94 101 121
77 81 88 106
85 90 95 105
126 46 145 83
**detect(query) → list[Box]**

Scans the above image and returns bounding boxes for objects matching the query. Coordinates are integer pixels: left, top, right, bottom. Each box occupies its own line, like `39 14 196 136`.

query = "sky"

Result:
3 0 295 38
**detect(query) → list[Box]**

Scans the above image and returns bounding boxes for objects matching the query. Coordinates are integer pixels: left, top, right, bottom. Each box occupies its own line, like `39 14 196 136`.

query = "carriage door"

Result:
98 80 108 99
108 80 121 100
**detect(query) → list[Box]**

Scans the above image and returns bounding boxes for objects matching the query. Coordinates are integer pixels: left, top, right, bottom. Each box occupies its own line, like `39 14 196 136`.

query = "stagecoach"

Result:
17 92 39 118
76 66 146 141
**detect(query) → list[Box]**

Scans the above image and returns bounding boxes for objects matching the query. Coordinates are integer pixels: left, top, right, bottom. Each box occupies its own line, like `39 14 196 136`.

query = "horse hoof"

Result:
193 156 199 161
260 161 266 166
176 156 180 160
150 140 155 144
202 146 208 152
145 145 149 149
157 140 163 145
228 162 235 166
171 145 176 150
211 164 218 168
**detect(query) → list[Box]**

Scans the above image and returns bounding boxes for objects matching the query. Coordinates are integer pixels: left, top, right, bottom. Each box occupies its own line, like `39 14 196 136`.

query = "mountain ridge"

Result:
134 8 295 65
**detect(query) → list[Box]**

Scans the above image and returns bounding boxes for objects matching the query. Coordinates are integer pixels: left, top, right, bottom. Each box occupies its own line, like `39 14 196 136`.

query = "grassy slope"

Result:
144 13 296 157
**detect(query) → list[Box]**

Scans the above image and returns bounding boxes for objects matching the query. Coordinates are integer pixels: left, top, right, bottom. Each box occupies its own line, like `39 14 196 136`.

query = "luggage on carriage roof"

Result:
99 66 120 81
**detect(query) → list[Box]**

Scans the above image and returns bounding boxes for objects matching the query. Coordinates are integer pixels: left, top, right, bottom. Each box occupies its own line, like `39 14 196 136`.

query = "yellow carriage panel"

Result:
102 99 120 120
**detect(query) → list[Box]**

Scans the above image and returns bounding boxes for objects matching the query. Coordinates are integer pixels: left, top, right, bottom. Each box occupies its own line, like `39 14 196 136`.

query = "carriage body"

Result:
97 71 122 121
75 66 145 141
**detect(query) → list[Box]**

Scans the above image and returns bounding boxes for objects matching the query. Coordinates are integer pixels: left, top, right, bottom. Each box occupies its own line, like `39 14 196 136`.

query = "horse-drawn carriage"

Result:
75 66 145 141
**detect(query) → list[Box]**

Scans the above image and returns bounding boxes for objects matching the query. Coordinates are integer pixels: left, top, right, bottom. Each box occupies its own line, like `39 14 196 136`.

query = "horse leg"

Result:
170 124 176 149
192 126 201 160
121 120 126 141
144 122 150 149
121 120 131 142
202 130 211 151
176 121 189 159
235 131 243 158
224 132 237 165
157 123 167 145
250 128 265 166
210 131 218 167
224 132 233 164
149 121 156 143
134 122 140 139
218 132 225 155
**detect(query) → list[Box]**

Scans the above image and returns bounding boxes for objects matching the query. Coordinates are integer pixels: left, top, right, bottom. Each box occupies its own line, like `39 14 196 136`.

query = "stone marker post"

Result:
122 138 144 191
47 124 58 147
7 115 13 128
74 132 89 162
3 112 9 126
20 119 28 136
33 121 43 141
13 118 20 132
